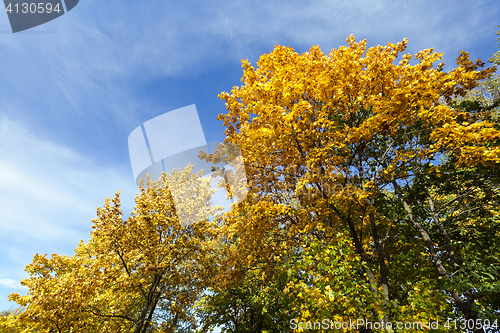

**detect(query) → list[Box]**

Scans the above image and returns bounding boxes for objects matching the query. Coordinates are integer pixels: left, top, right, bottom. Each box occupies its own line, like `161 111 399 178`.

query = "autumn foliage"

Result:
2 34 500 333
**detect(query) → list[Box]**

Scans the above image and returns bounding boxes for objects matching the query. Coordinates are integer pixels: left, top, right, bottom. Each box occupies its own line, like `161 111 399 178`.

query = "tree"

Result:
6 166 219 333
0 307 24 333
214 35 499 332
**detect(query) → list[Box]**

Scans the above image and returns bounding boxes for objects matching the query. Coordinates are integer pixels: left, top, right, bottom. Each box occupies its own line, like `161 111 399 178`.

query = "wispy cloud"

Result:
0 115 138 233
201 0 499 65
0 115 138 303
0 279 19 289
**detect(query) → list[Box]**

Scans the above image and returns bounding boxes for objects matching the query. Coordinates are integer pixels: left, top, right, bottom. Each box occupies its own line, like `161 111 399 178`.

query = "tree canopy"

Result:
2 33 500 333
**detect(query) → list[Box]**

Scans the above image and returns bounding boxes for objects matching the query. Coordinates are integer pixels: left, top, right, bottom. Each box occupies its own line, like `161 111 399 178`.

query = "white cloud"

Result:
3 0 494 86
0 279 18 289
201 0 499 64
0 115 138 238
0 115 138 296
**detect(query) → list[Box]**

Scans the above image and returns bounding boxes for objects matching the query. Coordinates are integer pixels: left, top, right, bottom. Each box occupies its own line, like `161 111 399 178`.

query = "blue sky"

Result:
0 0 499 313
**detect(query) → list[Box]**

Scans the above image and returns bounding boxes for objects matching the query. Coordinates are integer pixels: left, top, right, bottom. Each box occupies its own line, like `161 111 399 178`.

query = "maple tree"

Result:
2 166 219 333
212 34 499 332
